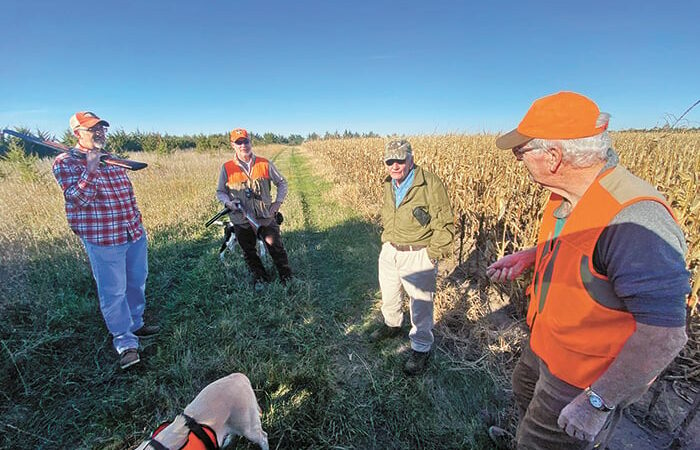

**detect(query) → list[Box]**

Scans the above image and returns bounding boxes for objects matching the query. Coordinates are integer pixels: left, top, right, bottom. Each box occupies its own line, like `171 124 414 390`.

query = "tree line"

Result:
0 127 385 159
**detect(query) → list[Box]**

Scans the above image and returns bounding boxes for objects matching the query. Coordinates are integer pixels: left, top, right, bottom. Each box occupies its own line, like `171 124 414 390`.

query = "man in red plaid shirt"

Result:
53 111 159 370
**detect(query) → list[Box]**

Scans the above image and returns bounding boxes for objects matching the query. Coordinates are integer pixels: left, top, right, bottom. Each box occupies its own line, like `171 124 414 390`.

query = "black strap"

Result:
182 414 218 450
238 158 266 201
146 439 169 450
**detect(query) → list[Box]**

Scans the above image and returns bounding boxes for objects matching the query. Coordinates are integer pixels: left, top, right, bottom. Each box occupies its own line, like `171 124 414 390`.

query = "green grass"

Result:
0 148 505 449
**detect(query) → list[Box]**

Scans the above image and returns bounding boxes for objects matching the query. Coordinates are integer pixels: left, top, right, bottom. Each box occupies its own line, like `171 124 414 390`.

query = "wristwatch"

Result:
584 387 615 412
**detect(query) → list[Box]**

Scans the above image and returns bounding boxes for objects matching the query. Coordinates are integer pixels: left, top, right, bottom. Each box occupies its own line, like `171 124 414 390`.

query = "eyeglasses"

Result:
80 125 108 134
234 139 250 145
385 159 406 166
512 145 537 160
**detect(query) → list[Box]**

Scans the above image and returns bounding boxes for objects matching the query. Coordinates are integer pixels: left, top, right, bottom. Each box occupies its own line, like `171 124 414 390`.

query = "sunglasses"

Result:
80 125 108 133
512 145 537 160
385 159 406 166
234 139 250 145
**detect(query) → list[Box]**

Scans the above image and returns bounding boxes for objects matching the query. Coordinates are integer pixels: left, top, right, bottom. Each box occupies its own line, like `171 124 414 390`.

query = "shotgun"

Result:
1 129 148 171
205 207 232 227
205 204 261 232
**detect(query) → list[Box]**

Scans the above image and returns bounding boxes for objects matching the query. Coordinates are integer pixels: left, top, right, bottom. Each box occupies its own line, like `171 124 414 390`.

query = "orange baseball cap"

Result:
70 111 109 132
230 128 249 142
495 92 608 149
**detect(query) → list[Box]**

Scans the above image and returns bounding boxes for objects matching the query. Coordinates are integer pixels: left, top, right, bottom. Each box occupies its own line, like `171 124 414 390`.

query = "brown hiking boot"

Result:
119 348 140 370
368 325 402 343
134 324 160 338
403 350 430 375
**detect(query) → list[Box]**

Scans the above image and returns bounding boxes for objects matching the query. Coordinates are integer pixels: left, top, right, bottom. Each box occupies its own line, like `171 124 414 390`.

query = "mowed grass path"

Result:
1 147 503 449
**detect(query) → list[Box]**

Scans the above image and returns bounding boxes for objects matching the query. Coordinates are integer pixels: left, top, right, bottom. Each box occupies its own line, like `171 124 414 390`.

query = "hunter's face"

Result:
385 155 413 183
77 125 108 150
232 138 253 161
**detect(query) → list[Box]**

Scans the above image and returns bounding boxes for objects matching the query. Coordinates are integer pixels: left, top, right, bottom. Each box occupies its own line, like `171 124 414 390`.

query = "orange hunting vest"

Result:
528 165 674 388
224 156 270 187
223 156 274 223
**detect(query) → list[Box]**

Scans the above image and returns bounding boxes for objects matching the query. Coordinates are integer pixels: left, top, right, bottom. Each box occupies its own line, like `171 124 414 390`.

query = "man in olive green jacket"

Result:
370 139 454 375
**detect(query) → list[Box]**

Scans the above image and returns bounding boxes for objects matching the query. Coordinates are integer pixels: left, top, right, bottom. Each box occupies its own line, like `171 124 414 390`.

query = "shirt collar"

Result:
236 154 255 167
392 165 416 188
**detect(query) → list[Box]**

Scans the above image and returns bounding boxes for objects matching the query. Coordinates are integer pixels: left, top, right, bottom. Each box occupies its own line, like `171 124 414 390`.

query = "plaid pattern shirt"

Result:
52 151 144 246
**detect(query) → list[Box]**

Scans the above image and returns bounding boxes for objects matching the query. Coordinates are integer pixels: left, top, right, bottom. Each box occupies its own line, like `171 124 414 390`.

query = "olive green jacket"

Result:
380 165 454 260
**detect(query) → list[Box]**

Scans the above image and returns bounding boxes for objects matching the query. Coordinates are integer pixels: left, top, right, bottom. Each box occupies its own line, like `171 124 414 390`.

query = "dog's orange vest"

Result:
527 165 674 388
150 415 218 450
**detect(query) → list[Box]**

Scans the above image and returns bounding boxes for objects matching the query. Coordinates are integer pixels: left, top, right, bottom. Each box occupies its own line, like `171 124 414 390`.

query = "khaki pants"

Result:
378 242 436 352
513 341 639 450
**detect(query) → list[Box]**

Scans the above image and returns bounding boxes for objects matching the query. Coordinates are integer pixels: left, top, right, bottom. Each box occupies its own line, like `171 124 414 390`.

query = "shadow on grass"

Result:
1 218 505 449
429 210 528 437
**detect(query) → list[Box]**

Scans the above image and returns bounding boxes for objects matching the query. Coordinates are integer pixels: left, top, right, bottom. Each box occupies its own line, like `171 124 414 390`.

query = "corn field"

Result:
304 131 700 382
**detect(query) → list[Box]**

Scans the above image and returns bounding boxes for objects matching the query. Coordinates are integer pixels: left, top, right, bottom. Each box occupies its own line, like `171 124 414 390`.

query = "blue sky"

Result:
1 1 698 138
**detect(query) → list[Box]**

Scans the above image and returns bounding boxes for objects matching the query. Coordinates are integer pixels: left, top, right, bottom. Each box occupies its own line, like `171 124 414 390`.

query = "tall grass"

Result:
1 144 507 448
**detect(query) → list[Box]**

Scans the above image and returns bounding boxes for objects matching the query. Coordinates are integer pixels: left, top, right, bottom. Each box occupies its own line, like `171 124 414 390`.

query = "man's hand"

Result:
269 201 281 215
86 149 101 174
557 391 611 442
225 199 242 211
486 247 537 282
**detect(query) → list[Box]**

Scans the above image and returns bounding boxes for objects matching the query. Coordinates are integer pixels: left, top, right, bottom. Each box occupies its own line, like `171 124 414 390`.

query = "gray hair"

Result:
531 113 612 168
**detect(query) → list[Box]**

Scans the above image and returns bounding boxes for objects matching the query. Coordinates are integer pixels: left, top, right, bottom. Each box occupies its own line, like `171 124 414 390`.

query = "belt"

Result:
390 243 426 251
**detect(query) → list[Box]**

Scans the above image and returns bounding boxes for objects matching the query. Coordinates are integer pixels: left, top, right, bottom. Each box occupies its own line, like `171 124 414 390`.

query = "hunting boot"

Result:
368 324 402 343
119 348 140 370
404 350 430 375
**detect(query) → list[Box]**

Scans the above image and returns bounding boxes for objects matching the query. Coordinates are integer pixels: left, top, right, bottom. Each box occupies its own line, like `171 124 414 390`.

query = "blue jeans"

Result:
82 233 148 354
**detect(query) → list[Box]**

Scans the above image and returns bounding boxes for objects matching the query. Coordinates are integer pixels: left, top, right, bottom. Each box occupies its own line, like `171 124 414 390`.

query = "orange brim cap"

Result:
70 111 109 131
495 129 532 150
230 128 249 141
495 91 607 149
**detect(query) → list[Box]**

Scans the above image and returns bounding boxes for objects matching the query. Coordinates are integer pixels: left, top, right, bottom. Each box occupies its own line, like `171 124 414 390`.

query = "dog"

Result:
215 221 268 262
135 373 269 450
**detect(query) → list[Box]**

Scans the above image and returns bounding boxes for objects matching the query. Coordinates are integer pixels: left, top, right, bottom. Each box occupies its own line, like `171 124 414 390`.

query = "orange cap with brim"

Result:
70 111 109 132
495 91 608 149
230 128 249 142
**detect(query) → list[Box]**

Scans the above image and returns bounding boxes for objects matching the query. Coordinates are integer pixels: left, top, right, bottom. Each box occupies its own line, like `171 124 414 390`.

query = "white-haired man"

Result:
370 139 454 375
53 111 158 370
487 92 690 448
